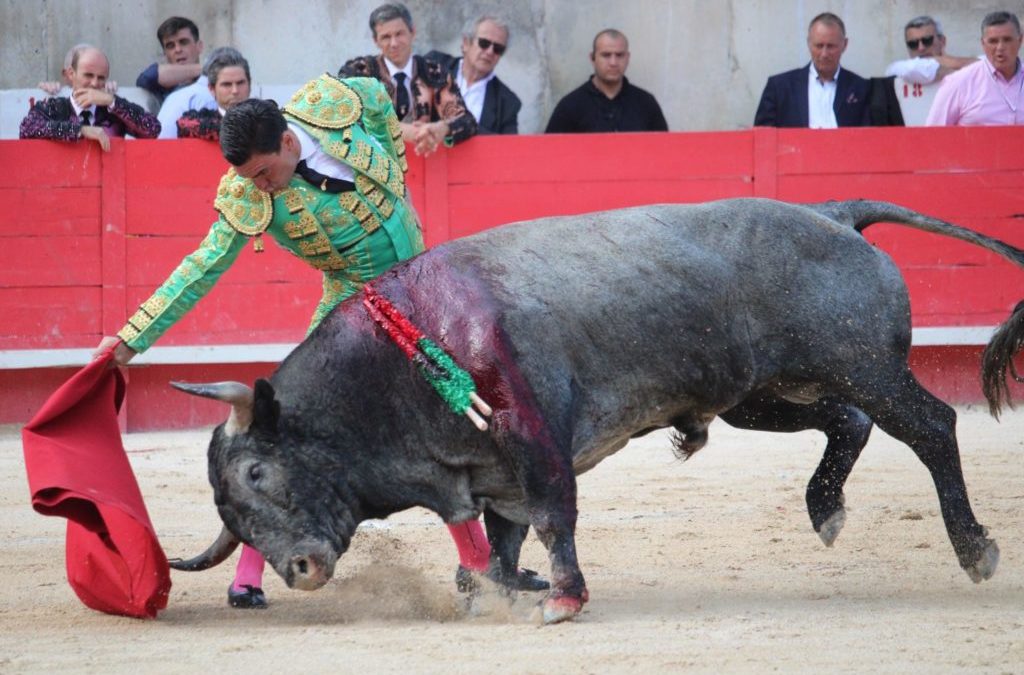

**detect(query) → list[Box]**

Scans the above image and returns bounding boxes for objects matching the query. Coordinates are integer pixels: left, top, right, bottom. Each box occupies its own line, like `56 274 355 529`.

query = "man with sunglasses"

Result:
927 11 1024 126
886 16 975 86
545 28 668 133
338 3 477 156
427 16 521 134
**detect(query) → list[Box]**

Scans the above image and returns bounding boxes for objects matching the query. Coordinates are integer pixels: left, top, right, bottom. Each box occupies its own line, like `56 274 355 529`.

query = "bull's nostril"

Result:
297 558 308 575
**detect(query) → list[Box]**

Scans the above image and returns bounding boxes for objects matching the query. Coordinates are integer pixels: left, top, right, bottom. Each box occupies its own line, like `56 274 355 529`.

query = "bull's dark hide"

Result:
173 198 1023 624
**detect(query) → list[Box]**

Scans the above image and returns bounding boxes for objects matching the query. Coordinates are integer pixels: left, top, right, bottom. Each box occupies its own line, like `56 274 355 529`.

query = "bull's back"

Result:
399 200 910 464
445 199 906 360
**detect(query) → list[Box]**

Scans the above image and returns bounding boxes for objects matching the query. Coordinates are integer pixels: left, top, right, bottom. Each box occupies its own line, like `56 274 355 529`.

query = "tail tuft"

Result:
982 300 1024 419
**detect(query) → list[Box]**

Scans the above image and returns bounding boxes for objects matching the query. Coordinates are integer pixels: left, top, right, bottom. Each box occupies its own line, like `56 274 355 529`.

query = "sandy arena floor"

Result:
1 406 1022 673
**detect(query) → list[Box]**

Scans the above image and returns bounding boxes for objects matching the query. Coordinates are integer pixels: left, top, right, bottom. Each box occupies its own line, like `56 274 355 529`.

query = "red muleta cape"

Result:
21 350 171 618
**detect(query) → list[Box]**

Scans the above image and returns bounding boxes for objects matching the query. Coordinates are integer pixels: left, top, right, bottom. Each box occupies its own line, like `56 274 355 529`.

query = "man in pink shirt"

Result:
926 11 1023 126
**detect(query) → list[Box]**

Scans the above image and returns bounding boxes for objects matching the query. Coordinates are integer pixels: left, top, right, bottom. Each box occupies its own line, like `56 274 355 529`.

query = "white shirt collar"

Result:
384 57 413 80
288 123 317 162
70 97 96 118
457 59 496 88
810 63 842 83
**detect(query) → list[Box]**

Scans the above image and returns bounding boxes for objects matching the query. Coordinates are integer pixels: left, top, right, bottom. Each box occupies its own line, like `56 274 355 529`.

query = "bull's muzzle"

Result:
286 547 336 590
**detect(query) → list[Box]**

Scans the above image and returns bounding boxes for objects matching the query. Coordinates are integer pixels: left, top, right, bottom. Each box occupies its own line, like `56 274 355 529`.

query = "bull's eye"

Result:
248 463 264 486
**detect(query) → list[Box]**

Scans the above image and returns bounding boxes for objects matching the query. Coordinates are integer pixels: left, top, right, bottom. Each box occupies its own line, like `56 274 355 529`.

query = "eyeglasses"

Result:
476 37 506 55
905 35 936 49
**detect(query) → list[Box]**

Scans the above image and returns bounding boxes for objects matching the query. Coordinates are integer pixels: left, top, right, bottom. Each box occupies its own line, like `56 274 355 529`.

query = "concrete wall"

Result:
1 0 1016 133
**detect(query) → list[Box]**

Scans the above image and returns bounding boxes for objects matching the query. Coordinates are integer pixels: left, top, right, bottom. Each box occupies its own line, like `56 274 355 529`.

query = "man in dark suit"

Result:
754 12 870 128
338 3 477 155
427 16 521 134
20 45 161 150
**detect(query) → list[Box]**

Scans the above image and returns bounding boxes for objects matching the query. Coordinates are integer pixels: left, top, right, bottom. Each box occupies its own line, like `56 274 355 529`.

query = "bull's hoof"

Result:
541 595 584 625
227 584 267 609
964 539 999 583
816 507 846 548
455 565 551 595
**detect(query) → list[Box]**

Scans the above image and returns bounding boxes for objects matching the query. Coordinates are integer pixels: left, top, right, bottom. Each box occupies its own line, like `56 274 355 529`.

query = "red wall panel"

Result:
1 129 1022 429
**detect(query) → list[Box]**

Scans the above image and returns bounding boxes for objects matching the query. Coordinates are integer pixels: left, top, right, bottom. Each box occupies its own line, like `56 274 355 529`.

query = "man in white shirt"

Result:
886 16 976 85
428 16 521 134
156 73 214 138
754 12 870 128
169 48 252 140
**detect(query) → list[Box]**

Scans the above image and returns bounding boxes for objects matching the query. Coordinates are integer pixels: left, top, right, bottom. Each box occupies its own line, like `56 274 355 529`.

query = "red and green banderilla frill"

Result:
362 286 493 430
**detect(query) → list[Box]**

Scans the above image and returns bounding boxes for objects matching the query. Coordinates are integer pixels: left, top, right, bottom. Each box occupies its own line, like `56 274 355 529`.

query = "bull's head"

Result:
168 379 357 591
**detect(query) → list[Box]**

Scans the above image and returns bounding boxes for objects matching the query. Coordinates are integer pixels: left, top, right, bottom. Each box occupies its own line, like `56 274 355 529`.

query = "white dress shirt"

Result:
456 59 495 124
157 76 215 139
807 64 839 129
288 123 355 182
70 97 97 122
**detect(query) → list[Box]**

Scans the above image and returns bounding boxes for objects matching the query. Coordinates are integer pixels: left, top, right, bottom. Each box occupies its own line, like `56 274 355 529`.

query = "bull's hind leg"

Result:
720 392 873 546
849 368 998 582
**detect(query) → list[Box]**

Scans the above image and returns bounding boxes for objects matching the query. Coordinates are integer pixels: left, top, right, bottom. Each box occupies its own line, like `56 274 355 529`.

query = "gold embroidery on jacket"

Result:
124 295 170 333
283 190 304 214
214 168 273 236
284 75 362 130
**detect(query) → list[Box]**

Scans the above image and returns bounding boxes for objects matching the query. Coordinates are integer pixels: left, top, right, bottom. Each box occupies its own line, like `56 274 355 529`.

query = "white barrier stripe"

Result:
0 327 999 370
910 326 995 346
0 343 298 369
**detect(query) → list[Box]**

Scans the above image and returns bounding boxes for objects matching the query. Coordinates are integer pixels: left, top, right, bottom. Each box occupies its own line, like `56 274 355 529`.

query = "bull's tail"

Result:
807 199 1024 417
808 199 1024 265
982 301 1024 418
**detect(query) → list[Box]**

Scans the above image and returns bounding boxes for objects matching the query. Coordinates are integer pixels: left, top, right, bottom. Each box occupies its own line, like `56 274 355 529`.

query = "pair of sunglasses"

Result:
476 37 506 55
906 35 936 49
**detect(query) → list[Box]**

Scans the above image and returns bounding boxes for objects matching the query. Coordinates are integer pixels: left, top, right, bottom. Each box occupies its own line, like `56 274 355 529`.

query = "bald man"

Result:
21 46 161 150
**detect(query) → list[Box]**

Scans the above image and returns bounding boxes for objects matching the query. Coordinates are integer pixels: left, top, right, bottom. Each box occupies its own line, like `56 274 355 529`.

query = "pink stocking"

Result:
232 544 266 591
446 519 491 571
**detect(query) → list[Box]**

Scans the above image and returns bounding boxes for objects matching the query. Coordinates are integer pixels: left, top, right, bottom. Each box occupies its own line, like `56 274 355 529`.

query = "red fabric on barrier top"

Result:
21 350 171 618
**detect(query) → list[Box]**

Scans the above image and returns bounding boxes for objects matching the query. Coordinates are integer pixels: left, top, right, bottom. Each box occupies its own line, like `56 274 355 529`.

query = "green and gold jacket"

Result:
118 75 425 353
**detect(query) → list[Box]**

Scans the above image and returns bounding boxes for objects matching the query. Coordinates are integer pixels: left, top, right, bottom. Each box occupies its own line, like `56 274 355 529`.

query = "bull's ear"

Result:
251 378 281 435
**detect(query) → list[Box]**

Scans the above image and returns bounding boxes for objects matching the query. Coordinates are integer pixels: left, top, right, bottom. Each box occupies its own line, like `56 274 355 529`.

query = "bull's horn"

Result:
170 381 254 435
167 525 241 571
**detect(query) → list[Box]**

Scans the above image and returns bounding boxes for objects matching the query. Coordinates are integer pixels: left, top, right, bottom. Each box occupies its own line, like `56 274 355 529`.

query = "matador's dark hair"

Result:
220 99 286 166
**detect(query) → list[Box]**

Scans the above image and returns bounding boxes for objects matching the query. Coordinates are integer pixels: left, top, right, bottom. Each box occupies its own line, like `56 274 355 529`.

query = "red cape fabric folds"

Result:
21 350 171 618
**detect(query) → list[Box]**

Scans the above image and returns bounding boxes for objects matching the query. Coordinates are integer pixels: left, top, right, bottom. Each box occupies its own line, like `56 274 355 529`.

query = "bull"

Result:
168 198 1024 624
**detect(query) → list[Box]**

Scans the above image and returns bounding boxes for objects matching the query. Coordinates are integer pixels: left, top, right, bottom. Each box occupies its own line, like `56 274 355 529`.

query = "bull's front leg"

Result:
495 411 587 624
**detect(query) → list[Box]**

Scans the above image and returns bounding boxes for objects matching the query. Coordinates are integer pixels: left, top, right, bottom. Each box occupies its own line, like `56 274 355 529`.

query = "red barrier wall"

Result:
1 128 1022 430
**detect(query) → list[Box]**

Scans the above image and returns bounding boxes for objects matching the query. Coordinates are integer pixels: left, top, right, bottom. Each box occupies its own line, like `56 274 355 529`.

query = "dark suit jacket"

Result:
19 95 161 141
754 64 871 128
337 53 477 144
425 51 521 135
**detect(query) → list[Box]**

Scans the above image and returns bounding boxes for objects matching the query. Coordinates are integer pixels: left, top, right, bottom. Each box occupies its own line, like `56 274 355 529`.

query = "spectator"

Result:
545 28 667 133
926 11 1024 126
20 46 160 151
38 43 117 97
136 16 204 104
338 2 477 155
427 16 521 134
886 16 976 85
754 12 870 128
159 47 251 140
